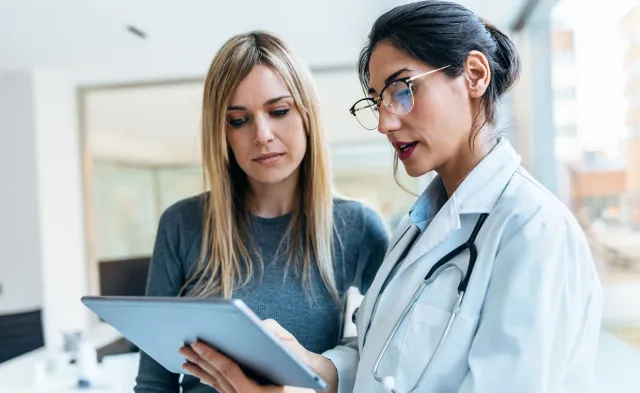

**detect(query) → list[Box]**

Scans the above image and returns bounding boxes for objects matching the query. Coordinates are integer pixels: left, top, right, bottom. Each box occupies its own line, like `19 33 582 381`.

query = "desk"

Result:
0 323 137 393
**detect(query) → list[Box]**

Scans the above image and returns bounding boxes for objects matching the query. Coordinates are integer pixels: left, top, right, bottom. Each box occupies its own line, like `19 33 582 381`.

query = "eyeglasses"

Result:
349 65 450 130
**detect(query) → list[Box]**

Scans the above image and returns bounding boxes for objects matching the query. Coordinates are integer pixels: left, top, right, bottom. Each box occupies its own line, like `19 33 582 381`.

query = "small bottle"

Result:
76 339 98 389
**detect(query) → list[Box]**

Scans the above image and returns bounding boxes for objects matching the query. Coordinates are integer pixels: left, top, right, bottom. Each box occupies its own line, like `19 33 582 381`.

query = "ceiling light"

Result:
126 25 147 39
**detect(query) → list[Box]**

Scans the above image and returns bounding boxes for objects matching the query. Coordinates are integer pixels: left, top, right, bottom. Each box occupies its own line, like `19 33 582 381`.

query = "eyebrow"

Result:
228 95 292 111
368 68 413 94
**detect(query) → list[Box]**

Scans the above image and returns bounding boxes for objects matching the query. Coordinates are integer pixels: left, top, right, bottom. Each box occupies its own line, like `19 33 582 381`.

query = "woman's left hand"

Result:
179 341 312 393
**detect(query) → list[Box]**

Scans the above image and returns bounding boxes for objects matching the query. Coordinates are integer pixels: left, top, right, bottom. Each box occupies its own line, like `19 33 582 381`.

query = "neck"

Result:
437 135 497 197
247 170 300 218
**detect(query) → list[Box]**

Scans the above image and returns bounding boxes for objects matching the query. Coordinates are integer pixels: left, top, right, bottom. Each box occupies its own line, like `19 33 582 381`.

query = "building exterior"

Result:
621 5 640 226
551 27 580 162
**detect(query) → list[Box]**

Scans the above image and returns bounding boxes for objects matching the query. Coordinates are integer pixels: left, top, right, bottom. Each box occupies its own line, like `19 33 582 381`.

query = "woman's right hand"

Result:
262 319 313 365
262 319 339 393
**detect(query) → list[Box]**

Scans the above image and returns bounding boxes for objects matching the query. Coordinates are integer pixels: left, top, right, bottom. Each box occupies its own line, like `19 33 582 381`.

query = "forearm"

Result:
309 353 339 393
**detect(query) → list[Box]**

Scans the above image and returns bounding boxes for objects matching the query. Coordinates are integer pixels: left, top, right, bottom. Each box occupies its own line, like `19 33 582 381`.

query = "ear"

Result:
464 50 491 99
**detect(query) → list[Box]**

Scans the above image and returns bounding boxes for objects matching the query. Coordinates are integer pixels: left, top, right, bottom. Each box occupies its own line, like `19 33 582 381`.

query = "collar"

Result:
408 176 448 232
409 138 521 227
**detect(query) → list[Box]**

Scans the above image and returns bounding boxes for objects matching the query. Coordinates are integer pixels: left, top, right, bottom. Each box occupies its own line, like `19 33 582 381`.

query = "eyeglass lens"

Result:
353 81 414 130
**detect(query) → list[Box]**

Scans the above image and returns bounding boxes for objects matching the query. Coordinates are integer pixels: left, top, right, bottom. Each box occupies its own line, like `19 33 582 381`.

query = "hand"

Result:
179 341 312 393
262 319 313 366
178 319 315 393
262 319 339 393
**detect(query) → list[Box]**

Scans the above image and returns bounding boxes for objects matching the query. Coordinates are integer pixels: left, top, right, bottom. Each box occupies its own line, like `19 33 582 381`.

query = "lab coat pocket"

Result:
396 303 480 392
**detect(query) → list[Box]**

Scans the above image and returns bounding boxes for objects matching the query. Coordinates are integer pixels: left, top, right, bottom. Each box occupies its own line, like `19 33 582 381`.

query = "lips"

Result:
392 141 418 161
252 152 285 164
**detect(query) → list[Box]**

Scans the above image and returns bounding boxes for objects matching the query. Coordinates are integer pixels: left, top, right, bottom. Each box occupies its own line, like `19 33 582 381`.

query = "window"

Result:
554 87 577 100
557 124 578 137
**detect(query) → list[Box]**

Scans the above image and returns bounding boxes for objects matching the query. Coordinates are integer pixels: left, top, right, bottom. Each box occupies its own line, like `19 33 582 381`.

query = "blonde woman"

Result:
134 31 389 393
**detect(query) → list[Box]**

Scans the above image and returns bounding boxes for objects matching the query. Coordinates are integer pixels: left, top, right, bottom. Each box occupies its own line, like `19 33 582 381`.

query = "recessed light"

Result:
126 25 147 39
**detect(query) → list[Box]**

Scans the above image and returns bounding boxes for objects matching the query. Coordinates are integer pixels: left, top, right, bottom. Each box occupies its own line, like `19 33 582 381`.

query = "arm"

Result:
319 205 389 393
352 205 390 294
319 338 359 393
459 216 600 393
243 206 388 393
134 208 185 393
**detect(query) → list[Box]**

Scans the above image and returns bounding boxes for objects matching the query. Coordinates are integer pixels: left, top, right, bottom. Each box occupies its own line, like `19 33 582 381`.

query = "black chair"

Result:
0 309 44 364
99 256 151 297
96 256 151 361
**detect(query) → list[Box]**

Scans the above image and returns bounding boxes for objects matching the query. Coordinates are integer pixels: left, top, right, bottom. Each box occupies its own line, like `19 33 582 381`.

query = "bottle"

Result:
76 338 98 389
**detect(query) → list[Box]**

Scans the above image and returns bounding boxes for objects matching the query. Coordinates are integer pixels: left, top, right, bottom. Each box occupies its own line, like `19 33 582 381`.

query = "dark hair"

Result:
358 0 521 135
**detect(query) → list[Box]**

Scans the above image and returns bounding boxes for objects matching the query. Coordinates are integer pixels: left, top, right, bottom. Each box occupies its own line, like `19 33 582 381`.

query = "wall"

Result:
90 162 203 264
0 70 89 348
0 71 43 315
33 70 90 348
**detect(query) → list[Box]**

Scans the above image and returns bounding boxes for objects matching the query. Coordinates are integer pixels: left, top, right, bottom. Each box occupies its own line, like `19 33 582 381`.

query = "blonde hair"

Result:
183 31 338 303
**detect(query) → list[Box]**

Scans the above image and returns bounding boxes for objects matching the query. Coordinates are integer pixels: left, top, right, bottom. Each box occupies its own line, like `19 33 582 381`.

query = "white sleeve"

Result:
322 337 359 393
458 216 602 393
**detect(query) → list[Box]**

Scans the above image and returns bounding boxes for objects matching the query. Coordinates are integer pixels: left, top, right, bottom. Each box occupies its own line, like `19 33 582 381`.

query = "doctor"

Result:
179 1 604 392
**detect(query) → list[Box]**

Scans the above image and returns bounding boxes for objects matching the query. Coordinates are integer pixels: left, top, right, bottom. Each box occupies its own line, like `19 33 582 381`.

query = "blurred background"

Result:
0 0 639 392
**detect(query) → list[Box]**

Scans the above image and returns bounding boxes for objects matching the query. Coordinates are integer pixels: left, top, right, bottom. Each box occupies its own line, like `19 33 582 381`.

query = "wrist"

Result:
307 351 325 372
307 353 338 393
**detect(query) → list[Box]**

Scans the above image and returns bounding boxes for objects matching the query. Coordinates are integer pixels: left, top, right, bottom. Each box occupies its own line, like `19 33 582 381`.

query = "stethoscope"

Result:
367 213 489 393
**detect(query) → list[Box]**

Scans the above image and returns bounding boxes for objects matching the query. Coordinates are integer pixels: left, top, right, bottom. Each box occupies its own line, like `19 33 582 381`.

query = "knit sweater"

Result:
134 194 390 393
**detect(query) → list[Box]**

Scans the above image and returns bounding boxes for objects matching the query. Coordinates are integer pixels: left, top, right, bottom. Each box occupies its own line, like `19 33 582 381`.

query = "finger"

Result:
263 319 296 341
181 361 222 391
179 347 233 392
191 341 259 392
179 346 235 392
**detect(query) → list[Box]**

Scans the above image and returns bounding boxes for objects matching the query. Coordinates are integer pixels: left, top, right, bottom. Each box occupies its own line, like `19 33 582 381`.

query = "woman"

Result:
179 2 604 393
134 31 390 393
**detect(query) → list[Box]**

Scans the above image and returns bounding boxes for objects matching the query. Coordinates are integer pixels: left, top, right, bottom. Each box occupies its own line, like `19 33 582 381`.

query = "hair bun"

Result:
479 17 521 95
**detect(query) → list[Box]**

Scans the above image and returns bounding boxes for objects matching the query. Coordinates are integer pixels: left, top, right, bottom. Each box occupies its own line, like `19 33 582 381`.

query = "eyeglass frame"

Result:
348 64 451 130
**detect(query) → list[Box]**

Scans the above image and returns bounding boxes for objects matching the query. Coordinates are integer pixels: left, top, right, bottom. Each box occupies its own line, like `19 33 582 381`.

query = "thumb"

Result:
263 319 297 342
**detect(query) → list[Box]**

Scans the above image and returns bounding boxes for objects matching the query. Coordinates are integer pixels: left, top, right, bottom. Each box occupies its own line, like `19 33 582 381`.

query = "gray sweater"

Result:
134 194 390 393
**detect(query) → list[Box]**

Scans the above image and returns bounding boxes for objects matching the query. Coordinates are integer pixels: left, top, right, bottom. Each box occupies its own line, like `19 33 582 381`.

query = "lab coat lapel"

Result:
390 139 522 278
384 216 412 258
357 220 418 350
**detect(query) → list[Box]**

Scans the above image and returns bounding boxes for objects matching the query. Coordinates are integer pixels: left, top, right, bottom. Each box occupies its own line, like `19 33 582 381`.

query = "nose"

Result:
254 114 275 146
376 105 401 135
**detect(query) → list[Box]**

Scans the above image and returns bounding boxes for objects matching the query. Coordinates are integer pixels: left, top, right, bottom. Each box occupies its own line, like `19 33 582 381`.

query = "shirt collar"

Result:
409 138 521 230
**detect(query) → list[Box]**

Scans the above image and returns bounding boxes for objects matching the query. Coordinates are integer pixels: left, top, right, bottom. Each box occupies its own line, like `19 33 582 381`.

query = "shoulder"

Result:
333 196 389 236
491 167 602 304
159 193 207 232
332 196 390 258
494 167 592 261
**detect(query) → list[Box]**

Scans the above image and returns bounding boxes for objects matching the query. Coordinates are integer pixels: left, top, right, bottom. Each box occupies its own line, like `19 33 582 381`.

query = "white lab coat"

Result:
324 139 603 393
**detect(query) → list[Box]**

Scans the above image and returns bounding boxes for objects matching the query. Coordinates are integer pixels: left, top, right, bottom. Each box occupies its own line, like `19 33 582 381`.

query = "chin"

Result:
249 169 297 185
402 162 430 178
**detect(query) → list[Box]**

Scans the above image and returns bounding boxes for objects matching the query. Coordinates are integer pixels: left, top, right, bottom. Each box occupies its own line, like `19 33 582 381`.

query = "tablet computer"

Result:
81 296 327 390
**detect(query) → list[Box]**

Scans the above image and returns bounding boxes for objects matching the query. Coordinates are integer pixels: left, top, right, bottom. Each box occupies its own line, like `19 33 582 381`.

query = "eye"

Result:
270 108 290 118
228 117 249 128
395 88 412 100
